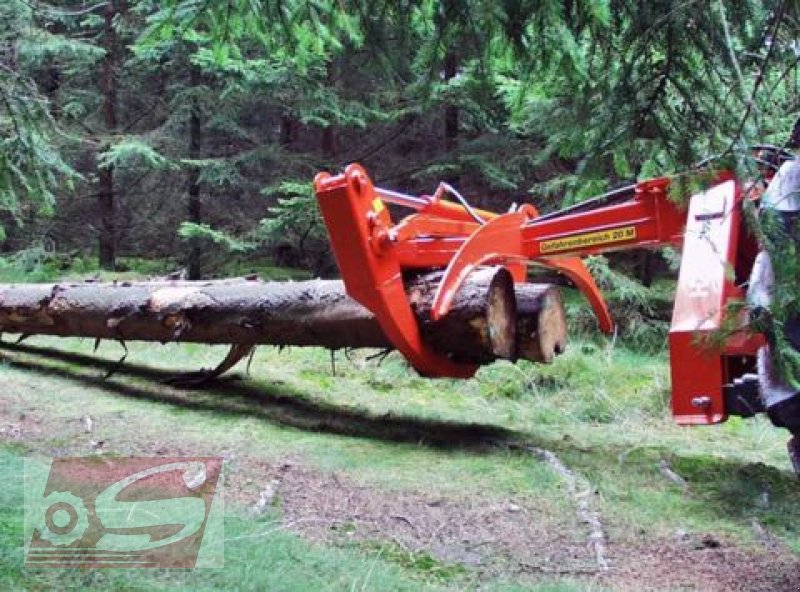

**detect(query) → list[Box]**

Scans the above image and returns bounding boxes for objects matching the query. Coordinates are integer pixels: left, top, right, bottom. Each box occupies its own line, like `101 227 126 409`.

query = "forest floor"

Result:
0 327 799 591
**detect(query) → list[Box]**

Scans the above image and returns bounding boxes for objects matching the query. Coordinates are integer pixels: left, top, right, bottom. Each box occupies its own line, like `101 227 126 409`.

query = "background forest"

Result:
1 1 800 324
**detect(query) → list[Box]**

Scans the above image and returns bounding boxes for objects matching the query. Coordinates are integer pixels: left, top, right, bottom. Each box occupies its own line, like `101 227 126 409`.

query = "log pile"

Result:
0 267 567 377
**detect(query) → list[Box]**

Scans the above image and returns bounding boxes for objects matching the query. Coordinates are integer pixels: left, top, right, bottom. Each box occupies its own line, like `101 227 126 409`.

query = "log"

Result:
0 268 567 369
517 283 567 363
407 267 518 363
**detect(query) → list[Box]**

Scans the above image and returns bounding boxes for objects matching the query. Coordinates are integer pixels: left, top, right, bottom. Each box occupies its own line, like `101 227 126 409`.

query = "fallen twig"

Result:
658 459 689 491
751 518 780 549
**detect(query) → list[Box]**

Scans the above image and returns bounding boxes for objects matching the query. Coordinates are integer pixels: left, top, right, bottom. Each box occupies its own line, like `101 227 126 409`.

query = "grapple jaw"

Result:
314 164 477 378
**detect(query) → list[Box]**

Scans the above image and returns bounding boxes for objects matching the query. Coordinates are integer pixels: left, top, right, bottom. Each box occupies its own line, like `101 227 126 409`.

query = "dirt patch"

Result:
234 459 800 591
234 459 590 578
611 540 800 592
0 389 45 443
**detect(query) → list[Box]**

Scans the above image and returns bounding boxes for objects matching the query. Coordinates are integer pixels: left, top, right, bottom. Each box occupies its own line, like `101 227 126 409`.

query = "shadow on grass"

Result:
3 341 799 534
615 446 800 541
669 453 800 534
0 342 520 451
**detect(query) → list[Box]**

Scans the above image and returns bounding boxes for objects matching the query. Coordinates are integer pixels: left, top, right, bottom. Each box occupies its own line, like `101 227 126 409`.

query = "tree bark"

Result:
442 0 458 156
0 269 566 367
280 113 294 146
321 60 337 157
97 163 115 270
97 1 122 270
443 51 459 153
186 63 203 280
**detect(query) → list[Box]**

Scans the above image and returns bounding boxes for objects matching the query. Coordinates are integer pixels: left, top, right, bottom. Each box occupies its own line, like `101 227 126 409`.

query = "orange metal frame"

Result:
314 164 763 425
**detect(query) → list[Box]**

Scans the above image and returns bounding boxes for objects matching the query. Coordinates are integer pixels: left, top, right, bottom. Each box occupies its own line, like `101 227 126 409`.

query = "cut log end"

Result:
517 284 568 364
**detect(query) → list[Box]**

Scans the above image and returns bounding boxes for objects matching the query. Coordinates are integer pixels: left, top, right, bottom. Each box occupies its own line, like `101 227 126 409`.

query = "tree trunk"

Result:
97 164 115 270
0 269 566 368
42 19 65 118
97 1 121 270
321 61 337 157
322 124 336 157
280 113 294 146
443 51 459 153
637 251 654 288
186 63 203 280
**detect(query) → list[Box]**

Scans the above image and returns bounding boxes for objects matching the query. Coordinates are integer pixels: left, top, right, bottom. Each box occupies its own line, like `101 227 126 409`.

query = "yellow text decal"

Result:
540 226 637 254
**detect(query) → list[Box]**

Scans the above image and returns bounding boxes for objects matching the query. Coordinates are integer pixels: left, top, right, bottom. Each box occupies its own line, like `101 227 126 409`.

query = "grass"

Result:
351 541 469 583
0 447 441 591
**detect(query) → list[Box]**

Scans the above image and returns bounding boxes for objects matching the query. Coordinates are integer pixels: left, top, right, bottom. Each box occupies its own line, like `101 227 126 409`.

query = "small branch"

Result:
716 0 746 96
751 518 780 549
725 0 788 154
658 459 689 491
30 2 110 17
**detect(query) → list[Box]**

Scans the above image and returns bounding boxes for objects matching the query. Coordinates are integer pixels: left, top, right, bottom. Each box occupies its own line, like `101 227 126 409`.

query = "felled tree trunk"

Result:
0 268 567 371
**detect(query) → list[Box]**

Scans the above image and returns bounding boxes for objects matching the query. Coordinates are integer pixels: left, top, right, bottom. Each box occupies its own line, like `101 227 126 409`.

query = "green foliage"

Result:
0 250 177 283
259 180 331 272
261 181 319 233
98 139 176 171
568 256 671 353
178 222 255 252
352 541 468 583
15 29 104 65
496 1 792 200
0 69 79 224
